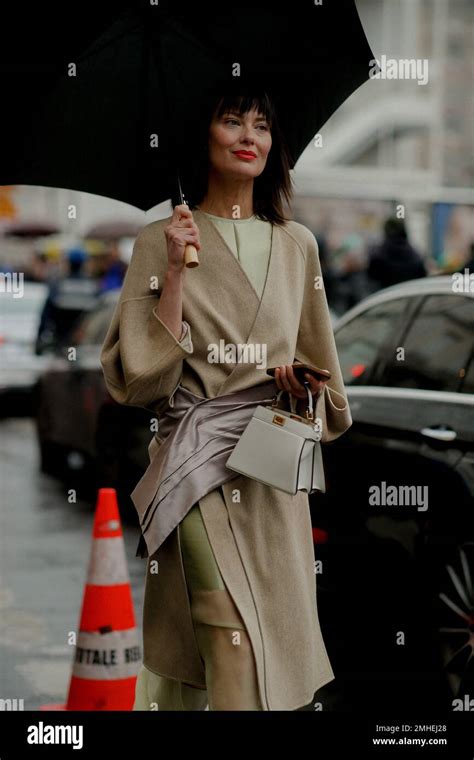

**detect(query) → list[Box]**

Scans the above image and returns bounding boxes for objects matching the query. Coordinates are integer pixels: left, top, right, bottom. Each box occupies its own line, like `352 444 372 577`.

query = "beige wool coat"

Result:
99 207 353 711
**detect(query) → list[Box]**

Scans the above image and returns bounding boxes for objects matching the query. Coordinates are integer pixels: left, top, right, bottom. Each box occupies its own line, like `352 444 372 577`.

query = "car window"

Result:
379 294 474 392
334 298 411 385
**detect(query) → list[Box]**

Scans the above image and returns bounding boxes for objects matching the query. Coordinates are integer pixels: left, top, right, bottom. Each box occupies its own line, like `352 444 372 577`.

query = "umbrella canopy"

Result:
0 0 376 211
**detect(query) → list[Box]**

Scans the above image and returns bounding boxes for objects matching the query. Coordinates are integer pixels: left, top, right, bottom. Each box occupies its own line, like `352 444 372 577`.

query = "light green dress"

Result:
178 210 272 346
133 211 273 710
198 209 272 298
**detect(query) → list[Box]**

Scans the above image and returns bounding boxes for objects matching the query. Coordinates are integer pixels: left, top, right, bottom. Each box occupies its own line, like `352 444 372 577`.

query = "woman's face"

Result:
207 106 272 181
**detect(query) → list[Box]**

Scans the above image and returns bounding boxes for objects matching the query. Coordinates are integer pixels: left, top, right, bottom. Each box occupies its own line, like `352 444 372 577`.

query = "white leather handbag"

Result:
225 383 326 495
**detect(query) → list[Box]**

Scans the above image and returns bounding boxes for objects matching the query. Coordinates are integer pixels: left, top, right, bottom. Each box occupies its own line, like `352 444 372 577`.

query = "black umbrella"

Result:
1 0 376 267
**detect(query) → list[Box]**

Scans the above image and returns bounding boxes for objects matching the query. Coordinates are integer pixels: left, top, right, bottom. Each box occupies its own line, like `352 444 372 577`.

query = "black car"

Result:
312 275 474 713
34 289 154 515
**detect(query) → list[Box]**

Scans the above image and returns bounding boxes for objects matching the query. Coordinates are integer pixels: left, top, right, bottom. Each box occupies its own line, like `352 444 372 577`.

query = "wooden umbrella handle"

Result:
184 243 199 268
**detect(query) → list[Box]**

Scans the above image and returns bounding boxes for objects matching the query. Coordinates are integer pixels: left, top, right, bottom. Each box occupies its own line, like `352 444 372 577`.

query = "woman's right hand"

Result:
164 203 201 272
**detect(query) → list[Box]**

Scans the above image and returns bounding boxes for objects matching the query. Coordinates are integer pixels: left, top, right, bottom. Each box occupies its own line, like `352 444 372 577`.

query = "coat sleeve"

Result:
99 222 193 412
293 228 352 443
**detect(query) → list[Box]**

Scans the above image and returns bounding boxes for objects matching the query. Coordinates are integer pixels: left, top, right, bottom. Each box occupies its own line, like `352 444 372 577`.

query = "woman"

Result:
100 91 352 711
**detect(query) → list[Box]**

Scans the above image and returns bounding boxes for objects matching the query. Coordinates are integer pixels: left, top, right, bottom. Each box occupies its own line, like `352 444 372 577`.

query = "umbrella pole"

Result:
177 171 199 268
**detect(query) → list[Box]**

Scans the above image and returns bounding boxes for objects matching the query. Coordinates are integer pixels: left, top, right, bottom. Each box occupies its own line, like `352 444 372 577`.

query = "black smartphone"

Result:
266 363 331 383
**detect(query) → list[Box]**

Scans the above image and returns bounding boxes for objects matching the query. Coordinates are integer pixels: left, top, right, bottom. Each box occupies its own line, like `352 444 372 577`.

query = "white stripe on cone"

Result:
86 537 131 586
72 629 141 680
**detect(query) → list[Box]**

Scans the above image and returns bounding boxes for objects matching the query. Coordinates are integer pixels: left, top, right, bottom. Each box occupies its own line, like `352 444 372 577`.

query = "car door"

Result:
372 292 474 539
320 294 423 538
331 291 474 539
40 300 116 457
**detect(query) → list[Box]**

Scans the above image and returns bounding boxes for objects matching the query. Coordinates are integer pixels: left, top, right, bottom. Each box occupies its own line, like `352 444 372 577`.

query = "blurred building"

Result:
293 0 473 267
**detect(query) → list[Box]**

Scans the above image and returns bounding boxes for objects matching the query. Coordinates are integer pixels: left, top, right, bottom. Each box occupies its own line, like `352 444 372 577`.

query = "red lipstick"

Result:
233 151 257 160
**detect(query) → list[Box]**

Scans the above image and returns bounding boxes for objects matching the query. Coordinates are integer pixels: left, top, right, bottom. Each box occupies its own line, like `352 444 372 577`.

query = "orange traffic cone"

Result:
41 488 141 710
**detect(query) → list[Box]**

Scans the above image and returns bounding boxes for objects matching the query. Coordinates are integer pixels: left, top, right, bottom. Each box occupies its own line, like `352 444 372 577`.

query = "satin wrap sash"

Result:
132 379 279 558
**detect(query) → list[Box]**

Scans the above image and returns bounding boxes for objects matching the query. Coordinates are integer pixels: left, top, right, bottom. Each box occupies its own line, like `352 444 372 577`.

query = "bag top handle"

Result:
272 383 320 421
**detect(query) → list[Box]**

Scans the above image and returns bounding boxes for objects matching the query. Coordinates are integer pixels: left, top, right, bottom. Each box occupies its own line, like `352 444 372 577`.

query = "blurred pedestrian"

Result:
331 233 371 315
367 217 426 291
98 241 127 293
35 247 100 354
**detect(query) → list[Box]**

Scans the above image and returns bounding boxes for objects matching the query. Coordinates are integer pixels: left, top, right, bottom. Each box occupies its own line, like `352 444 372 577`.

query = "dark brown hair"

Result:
174 90 295 225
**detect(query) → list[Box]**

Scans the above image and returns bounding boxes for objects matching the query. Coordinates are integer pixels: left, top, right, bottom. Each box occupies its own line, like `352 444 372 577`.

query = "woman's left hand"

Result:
274 365 327 400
